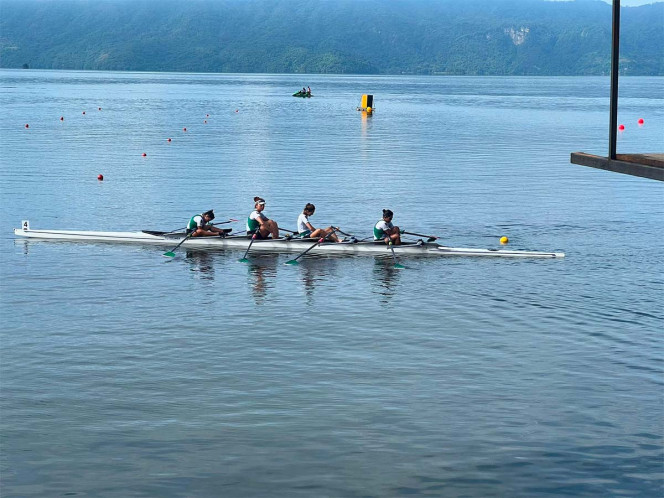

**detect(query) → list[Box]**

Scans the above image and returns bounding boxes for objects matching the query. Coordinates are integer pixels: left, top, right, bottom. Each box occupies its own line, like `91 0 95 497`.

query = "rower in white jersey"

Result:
246 196 280 239
374 209 402 245
297 203 341 242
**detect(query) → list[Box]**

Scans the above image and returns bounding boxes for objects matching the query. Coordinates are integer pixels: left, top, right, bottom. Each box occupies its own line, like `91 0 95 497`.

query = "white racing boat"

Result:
14 221 565 258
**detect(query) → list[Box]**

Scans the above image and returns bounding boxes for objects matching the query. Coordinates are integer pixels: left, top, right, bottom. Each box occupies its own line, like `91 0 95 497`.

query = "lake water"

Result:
1 70 662 497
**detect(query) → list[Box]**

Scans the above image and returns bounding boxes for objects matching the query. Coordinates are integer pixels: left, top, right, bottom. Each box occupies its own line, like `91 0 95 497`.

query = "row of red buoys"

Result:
23 108 231 180
619 118 645 131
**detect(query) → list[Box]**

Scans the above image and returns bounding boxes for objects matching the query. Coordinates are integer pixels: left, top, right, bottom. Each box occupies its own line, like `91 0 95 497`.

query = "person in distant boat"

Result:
307 86 311 96
297 203 341 242
187 210 225 237
374 209 401 245
302 87 307 94
247 197 280 239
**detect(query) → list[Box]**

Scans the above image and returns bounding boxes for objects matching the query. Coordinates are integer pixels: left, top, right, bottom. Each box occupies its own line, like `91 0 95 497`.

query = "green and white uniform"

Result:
187 214 206 233
374 220 394 240
247 210 267 233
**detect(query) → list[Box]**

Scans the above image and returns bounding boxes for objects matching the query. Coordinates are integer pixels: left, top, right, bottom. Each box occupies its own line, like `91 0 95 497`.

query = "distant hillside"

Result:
0 0 662 75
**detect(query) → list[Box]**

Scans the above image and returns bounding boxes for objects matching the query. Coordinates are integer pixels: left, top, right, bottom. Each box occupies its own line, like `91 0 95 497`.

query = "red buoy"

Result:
82 111 86 115
60 116 64 121
204 120 207 124
142 153 147 157
638 118 644 125
98 107 102 111
183 127 187 132
25 124 29 128
618 124 625 131
206 114 209 117
97 174 104 181
167 138 172 142
235 109 239 113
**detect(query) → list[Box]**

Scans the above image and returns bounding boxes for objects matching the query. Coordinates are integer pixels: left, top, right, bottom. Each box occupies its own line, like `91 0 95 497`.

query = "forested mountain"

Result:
0 0 662 75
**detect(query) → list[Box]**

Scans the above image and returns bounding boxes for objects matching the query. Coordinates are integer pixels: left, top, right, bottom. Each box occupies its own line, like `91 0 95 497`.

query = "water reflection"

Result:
372 258 402 303
245 255 279 305
296 256 340 305
185 250 215 281
360 111 373 138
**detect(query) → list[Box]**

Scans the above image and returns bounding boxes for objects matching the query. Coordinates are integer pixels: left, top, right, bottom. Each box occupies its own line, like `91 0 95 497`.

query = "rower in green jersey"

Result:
246 196 280 239
374 209 402 245
187 210 225 237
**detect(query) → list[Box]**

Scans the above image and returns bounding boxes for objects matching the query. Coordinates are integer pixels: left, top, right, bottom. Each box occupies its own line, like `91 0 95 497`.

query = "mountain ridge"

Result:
1 0 662 75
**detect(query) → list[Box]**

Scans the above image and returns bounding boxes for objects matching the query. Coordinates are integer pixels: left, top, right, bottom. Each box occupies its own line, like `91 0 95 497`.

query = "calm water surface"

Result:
1 71 662 497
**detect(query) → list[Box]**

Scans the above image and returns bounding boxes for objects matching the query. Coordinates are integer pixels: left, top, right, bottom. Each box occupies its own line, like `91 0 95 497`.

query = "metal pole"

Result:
609 0 620 159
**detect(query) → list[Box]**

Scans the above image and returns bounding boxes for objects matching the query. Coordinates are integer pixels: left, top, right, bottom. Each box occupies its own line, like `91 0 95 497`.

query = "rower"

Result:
247 197 280 239
297 203 341 242
374 209 401 245
187 210 226 237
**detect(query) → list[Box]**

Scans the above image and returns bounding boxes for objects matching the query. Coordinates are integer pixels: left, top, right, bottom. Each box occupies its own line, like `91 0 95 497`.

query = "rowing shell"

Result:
13 224 565 258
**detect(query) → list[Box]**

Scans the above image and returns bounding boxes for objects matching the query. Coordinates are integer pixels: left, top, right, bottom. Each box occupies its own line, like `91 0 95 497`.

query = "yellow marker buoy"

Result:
500 236 509 245
366 106 372 114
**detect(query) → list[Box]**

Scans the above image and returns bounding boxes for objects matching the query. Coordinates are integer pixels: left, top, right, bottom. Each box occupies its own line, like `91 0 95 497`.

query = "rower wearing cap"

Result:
297 203 341 242
187 210 225 237
374 209 401 245
247 197 280 239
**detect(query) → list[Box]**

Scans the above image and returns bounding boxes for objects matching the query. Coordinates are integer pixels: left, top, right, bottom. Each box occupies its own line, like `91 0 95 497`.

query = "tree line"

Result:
1 0 662 75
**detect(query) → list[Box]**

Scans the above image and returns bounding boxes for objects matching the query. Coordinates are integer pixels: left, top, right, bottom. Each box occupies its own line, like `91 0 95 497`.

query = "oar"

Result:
238 229 260 263
332 226 354 237
402 231 438 242
164 218 239 234
163 231 196 258
387 241 406 269
285 228 337 265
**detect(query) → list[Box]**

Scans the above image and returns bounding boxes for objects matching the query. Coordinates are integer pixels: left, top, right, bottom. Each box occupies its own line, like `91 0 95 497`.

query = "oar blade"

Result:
163 251 176 258
394 262 406 269
284 259 299 265
238 257 250 263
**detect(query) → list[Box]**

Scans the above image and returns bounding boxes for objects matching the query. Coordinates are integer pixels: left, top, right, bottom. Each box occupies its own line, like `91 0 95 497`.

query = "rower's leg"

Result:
269 220 279 239
392 227 401 245
324 227 341 242
259 226 271 239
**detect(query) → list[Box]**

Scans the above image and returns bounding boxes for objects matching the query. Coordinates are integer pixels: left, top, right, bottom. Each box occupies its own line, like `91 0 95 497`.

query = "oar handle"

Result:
288 228 337 263
332 226 353 237
403 230 438 240
211 219 239 226
165 218 239 234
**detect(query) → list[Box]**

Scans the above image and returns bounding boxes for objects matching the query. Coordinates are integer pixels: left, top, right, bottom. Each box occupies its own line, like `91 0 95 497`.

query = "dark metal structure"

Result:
570 0 664 181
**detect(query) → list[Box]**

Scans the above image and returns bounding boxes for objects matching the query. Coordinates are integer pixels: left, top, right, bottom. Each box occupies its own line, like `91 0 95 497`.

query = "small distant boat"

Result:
293 91 313 98
357 94 374 114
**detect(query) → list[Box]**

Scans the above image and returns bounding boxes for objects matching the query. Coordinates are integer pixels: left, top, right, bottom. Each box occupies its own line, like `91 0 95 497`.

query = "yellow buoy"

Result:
500 236 509 245
366 106 372 114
